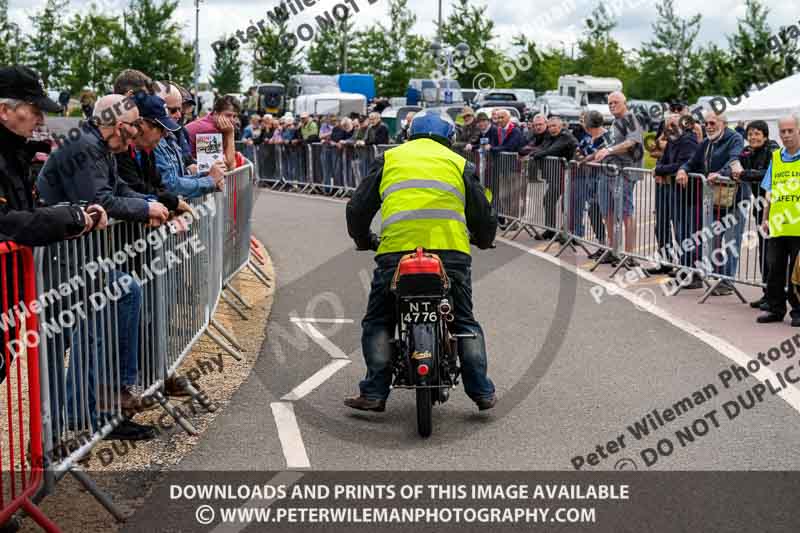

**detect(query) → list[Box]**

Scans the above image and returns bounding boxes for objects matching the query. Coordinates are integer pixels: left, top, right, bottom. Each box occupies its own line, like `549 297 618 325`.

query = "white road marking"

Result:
282 359 352 401
290 317 354 324
293 321 351 359
270 402 311 468
498 237 800 416
269 190 348 204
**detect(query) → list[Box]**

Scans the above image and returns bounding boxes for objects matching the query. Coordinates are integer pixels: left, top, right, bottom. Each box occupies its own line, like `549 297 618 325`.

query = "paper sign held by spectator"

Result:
196 133 223 172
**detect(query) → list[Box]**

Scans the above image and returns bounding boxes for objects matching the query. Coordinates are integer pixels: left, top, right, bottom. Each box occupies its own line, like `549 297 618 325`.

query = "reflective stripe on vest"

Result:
769 150 800 237
381 179 466 205
378 138 470 255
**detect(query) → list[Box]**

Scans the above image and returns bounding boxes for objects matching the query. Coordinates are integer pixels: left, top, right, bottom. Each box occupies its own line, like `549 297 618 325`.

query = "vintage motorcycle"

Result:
386 247 475 438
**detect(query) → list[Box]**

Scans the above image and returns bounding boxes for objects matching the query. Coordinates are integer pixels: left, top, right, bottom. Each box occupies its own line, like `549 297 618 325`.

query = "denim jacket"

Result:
152 134 216 199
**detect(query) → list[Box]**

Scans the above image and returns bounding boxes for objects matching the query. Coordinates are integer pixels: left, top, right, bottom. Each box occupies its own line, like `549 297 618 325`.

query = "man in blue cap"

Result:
126 90 224 199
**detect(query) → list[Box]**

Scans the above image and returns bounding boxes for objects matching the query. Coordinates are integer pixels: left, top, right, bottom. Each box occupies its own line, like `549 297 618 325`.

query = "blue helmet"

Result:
409 110 456 144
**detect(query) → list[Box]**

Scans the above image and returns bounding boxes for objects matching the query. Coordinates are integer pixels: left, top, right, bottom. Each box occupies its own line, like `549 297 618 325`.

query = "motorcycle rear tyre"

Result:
416 388 433 438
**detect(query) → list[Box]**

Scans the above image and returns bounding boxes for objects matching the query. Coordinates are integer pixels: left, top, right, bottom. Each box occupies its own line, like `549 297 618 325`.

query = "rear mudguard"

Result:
407 323 439 386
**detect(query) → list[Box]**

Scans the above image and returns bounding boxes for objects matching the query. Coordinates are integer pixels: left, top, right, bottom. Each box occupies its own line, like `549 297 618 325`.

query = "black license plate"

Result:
400 300 439 324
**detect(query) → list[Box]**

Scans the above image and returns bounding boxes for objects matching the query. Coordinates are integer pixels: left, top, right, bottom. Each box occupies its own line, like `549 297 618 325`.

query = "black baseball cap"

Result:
0 66 61 113
133 91 180 132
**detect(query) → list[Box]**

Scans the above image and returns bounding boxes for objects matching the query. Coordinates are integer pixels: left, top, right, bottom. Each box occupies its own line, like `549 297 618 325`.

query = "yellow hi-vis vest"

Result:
378 138 471 255
769 149 800 237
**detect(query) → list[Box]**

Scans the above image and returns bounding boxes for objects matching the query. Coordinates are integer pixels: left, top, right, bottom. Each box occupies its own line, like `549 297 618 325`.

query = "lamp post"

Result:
430 41 469 105
194 0 202 100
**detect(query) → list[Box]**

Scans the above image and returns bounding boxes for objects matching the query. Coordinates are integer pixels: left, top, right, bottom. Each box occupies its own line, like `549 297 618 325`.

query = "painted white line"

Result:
290 317 355 324
270 402 311 468
268 189 348 204
282 359 352 401
294 321 351 359
498 236 800 416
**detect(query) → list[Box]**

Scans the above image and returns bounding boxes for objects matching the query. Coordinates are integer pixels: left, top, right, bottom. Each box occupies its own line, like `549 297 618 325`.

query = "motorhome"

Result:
557 75 622 122
287 74 340 98
291 92 367 117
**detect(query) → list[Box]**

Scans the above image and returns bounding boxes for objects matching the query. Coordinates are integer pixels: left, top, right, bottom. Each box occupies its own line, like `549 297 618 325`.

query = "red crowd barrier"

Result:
0 242 59 532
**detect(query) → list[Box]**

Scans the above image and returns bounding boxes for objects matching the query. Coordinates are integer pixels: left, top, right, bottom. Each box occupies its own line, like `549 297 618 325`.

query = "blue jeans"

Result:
716 186 749 278
674 180 704 269
570 175 605 242
359 252 495 402
63 271 141 429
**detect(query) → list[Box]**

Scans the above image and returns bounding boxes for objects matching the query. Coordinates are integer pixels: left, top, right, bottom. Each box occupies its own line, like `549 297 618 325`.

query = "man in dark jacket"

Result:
650 113 699 280
518 114 548 157
677 111 744 295
0 66 106 389
464 112 496 151
361 112 390 146
738 120 781 309
533 116 578 240
453 107 479 151
0 66 101 246
37 94 169 224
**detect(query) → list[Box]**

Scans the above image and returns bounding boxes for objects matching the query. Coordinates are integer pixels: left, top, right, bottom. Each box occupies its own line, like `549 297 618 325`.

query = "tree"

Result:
209 34 242 94
0 0 25 65
639 0 702 101
61 6 121 94
349 0 433 96
111 0 194 85
250 17 303 86
26 0 69 88
509 35 551 93
696 44 737 99
306 9 355 74
727 0 798 95
573 5 629 80
440 0 503 90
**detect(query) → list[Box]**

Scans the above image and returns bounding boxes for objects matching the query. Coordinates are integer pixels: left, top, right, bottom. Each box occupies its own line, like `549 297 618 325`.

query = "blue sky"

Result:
7 0 799 88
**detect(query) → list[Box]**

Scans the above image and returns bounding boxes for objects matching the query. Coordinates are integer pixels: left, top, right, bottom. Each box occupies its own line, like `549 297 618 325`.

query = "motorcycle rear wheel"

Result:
416 388 433 438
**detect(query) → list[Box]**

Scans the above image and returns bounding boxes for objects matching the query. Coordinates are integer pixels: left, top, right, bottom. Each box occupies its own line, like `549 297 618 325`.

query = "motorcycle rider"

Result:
345 110 498 412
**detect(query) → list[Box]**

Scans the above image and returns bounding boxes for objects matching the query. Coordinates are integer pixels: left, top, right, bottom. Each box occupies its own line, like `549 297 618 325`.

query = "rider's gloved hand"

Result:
369 232 381 251
356 232 381 251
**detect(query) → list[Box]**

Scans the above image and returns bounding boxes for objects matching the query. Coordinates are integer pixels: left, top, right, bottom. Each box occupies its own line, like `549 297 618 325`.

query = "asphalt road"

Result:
172 189 800 473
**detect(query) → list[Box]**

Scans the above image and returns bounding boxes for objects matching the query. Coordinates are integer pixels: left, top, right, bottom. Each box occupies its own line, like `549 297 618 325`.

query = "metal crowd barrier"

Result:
0 243 58 531
249 142 767 302
1 161 266 527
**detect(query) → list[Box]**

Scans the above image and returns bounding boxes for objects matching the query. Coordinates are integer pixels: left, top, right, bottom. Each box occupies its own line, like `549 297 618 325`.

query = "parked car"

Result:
534 95 582 123
461 89 478 106
474 90 528 116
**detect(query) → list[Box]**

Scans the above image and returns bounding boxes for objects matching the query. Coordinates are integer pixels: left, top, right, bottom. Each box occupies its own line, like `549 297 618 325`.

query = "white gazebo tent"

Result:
726 73 800 142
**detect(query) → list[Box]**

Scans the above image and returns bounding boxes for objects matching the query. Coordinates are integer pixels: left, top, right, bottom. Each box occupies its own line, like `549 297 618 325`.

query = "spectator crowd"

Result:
236 89 800 329
0 64 248 442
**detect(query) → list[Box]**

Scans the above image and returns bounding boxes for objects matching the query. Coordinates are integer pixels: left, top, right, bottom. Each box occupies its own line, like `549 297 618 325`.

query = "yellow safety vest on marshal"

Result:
378 138 471 255
769 150 800 237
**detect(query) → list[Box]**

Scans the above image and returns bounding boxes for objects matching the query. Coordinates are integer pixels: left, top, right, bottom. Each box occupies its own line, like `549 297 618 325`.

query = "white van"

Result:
291 92 367 117
557 75 622 123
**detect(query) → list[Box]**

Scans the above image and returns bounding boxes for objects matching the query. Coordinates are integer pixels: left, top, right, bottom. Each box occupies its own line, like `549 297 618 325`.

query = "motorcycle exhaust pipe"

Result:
439 300 451 315
445 313 454 322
